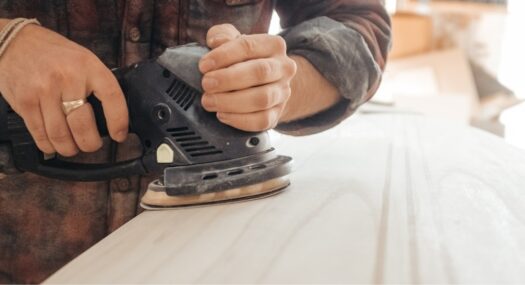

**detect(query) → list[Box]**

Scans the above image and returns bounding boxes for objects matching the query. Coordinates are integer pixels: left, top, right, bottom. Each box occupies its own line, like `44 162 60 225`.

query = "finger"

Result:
87 65 128 143
62 80 103 152
16 97 55 154
202 82 290 113
216 104 284 132
202 58 284 93
206 24 241 49
65 104 103 153
200 34 286 73
40 92 79 157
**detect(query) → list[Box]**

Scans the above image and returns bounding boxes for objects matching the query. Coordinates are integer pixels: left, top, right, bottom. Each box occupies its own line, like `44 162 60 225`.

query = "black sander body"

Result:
0 44 292 208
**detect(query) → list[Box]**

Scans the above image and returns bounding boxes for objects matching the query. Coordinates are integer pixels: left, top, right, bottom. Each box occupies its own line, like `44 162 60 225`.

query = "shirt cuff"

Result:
276 16 381 136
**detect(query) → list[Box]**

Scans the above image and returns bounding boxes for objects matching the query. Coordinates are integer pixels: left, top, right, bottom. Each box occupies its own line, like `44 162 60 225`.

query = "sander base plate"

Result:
140 176 290 210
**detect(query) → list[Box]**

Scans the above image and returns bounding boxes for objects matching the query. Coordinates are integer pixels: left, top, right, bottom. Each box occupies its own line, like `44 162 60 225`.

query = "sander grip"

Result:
0 94 147 181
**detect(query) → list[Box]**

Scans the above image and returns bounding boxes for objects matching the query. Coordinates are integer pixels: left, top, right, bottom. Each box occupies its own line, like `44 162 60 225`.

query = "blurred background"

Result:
270 0 525 149
377 0 525 150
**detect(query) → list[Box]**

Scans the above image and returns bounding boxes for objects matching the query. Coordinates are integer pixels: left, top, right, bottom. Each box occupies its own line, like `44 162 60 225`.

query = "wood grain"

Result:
45 114 525 284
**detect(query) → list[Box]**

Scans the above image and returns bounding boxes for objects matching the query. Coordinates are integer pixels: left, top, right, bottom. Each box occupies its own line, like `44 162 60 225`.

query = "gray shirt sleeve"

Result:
274 13 388 136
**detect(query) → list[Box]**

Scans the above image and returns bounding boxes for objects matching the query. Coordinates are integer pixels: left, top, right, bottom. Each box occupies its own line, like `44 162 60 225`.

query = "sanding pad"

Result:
140 176 290 210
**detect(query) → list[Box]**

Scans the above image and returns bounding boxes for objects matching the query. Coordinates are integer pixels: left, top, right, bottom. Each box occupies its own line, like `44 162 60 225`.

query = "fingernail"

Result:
202 77 218 90
199 58 216 73
202 94 216 110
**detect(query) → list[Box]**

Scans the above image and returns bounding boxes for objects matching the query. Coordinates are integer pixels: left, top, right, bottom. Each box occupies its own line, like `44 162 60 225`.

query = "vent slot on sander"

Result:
166 127 223 158
166 79 197 111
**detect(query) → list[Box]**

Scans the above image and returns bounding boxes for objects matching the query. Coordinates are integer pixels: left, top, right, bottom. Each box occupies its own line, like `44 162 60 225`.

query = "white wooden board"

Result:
45 114 525 284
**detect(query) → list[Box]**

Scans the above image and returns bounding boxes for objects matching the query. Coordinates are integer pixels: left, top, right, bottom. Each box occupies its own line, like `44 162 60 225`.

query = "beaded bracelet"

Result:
0 18 41 59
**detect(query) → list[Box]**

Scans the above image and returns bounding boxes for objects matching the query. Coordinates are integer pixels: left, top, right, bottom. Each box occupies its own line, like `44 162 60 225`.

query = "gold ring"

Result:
62 99 87 116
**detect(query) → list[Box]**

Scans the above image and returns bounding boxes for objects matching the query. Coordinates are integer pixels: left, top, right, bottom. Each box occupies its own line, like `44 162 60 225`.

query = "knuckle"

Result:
16 94 39 109
48 69 66 84
30 126 50 143
257 114 274 131
256 88 275 109
210 95 222 109
48 129 71 144
209 50 225 64
273 36 287 53
240 37 257 57
69 115 88 130
255 94 270 109
255 61 273 80
68 120 103 153
31 81 51 95
283 58 297 77
280 81 292 93
32 130 48 142
26 81 49 94
283 85 292 99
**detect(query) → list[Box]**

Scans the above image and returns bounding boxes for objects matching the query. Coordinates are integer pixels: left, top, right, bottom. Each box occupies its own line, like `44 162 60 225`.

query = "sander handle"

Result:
0 86 148 181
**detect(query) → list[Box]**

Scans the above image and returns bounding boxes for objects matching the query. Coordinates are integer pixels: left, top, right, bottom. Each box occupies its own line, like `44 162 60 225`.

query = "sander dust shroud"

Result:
0 44 292 209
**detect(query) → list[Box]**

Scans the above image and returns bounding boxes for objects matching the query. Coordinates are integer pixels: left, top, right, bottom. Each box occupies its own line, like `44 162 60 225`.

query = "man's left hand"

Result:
199 24 297 132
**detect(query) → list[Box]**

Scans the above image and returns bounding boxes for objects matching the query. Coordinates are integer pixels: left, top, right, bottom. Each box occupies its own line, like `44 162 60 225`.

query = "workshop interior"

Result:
375 0 524 147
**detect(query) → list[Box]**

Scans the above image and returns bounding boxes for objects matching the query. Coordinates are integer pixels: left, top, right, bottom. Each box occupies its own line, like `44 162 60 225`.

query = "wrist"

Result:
0 18 41 60
279 55 340 124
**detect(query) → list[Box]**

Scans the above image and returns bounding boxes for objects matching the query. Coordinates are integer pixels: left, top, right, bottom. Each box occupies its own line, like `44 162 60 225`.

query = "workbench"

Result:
45 113 525 284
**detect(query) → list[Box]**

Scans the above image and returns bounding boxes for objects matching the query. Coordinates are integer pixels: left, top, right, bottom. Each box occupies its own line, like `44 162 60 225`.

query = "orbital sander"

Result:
0 44 292 209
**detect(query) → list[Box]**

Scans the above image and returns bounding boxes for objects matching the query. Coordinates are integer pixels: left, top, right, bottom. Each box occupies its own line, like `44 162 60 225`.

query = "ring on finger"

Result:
62 98 87 116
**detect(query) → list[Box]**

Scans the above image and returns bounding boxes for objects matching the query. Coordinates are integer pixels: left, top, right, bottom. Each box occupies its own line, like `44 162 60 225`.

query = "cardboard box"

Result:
390 12 433 59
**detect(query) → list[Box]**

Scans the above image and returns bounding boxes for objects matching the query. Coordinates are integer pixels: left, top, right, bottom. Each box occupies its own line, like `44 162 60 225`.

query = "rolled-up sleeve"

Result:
274 0 391 135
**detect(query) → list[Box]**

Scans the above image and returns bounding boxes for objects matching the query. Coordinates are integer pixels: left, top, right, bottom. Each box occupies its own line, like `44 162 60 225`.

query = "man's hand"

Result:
199 24 297 132
0 20 128 157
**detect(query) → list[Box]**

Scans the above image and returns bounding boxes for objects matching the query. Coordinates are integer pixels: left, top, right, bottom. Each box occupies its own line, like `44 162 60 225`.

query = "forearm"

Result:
274 0 391 135
280 55 340 123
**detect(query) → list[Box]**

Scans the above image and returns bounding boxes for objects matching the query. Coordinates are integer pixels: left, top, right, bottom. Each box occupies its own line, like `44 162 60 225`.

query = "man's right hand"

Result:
0 20 128 157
